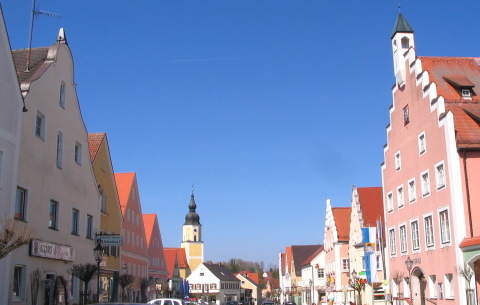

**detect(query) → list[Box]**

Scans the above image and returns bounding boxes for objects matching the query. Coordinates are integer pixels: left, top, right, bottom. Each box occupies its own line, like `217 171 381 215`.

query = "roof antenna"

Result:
26 0 61 72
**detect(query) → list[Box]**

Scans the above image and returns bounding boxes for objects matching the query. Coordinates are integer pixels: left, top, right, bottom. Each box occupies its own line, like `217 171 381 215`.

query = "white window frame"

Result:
424 213 435 250
435 161 446 190
429 275 437 298
0 150 3 186
86 214 93 239
387 191 394 213
395 151 401 171
462 88 472 98
408 178 416 203
418 132 426 155
59 81 66 108
49 200 59 230
438 207 451 247
56 132 63 169
74 141 82 165
15 187 27 221
410 219 420 253
341 258 349 271
389 227 397 257
12 265 26 301
397 185 405 208
71 209 79 235
421 170 431 197
445 274 454 299
399 224 408 254
35 111 46 140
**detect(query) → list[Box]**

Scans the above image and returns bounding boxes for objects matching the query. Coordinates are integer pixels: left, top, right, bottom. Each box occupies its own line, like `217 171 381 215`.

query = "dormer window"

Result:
462 89 472 98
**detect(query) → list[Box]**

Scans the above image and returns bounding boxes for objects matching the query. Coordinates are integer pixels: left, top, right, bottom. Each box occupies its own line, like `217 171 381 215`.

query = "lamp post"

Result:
405 256 413 304
351 270 358 305
94 241 104 303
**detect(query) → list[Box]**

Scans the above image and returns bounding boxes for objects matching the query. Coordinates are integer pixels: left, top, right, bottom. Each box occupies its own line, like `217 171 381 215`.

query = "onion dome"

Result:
184 191 201 225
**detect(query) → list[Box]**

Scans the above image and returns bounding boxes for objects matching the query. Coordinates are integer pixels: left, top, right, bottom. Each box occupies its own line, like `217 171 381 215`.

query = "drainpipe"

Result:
462 149 474 238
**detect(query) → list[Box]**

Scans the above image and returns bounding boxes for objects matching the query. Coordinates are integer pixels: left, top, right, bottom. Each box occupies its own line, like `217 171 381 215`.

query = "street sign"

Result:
96 235 123 246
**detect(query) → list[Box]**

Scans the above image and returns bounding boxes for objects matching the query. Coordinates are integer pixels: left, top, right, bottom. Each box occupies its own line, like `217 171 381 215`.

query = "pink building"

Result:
143 213 169 299
382 12 479 305
324 199 351 301
115 172 149 302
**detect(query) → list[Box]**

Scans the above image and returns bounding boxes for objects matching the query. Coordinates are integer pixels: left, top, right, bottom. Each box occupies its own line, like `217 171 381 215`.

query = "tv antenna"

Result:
26 0 61 71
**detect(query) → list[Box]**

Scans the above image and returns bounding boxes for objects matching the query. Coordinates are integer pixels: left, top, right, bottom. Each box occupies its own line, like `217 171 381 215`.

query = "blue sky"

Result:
2 0 480 268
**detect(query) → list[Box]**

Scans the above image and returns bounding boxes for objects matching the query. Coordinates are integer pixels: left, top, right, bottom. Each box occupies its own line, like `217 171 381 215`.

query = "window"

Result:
397 186 404 208
401 37 410 49
411 220 420 251
35 111 46 140
395 152 401 171
15 187 27 221
387 192 394 212
59 81 66 108
376 256 382 270
361 256 366 270
74 142 82 165
462 89 472 98
421 171 430 197
56 132 63 169
342 259 350 271
0 150 3 185
86 215 93 239
429 275 437 298
12 265 26 300
418 132 426 155
49 200 58 229
408 179 417 203
439 210 451 244
317 268 324 278
389 228 396 256
445 274 454 298
435 163 446 189
424 215 435 248
101 158 106 172
400 225 407 254
100 189 107 213
403 105 409 125
71 209 79 235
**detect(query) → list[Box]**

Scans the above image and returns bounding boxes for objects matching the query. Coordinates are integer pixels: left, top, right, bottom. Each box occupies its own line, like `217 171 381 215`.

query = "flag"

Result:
362 227 378 283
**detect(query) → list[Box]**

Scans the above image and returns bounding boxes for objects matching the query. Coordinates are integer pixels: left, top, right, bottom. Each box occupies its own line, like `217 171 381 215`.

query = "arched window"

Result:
401 37 410 49
59 81 66 108
56 132 63 168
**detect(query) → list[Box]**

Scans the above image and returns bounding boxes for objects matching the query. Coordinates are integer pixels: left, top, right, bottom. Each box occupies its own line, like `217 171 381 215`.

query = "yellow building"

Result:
181 191 204 272
88 133 123 300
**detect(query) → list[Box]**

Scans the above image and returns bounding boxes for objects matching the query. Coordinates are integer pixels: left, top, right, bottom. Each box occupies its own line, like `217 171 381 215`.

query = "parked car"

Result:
148 298 187 305
91 303 145 305
226 301 238 305
262 302 274 305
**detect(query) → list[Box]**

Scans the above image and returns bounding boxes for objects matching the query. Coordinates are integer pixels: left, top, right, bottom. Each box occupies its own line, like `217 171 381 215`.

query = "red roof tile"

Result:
114 173 136 214
332 207 351 241
357 187 384 227
87 133 105 162
301 245 324 266
459 236 480 248
164 247 189 278
143 214 156 247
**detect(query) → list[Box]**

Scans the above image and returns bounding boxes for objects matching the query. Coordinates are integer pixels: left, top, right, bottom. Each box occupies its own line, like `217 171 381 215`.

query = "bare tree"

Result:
69 263 98 304
119 274 136 302
391 270 405 301
456 263 474 289
0 217 31 259
30 269 41 305
140 277 149 302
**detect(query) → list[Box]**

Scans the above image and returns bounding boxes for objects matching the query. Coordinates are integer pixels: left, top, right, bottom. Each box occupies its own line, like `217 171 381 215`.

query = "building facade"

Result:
383 12 475 305
12 29 101 305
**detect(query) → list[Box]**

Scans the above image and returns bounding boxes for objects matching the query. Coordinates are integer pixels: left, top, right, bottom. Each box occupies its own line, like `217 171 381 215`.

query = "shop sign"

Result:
96 234 123 246
30 239 75 261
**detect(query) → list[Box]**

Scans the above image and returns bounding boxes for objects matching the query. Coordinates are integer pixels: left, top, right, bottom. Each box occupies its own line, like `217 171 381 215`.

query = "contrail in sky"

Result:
171 57 240 62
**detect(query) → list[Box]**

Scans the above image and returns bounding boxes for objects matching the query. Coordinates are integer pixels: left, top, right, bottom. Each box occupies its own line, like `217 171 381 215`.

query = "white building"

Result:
10 29 101 305
187 262 241 305
0 6 25 305
300 247 326 305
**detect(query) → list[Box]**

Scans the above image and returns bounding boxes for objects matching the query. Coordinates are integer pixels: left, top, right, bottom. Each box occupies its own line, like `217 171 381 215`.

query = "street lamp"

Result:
405 256 413 303
123 262 128 274
351 270 358 305
94 241 104 303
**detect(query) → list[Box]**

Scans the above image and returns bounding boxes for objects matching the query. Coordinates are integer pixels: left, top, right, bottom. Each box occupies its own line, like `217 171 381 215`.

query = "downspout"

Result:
462 149 474 238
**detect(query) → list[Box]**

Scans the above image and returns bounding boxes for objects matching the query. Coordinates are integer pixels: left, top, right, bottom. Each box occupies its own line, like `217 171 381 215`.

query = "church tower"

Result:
181 189 204 272
391 12 415 88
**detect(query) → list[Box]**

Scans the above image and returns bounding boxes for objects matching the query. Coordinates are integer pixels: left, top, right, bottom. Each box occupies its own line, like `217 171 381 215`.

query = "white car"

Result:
148 298 186 305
